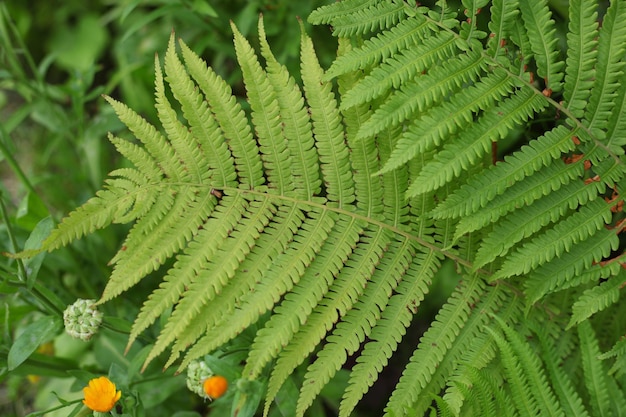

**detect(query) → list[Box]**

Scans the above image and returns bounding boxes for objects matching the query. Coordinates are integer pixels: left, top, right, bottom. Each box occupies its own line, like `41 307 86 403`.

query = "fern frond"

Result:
144 195 275 367
166 203 307 365
535 330 591 417
578 320 626 417
232 23 293 195
105 186 215 303
104 96 183 181
408 87 546 196
348 248 440 417
486 317 565 417
518 0 564 93
243 217 364 380
127 194 250 350
286 238 414 417
287 228 392 416
336 31 458 108
442 293 522 414
458 0 489 49
492 198 616 279
384 277 512 417
355 50 486 140
31 4 626 417
259 18 321 200
487 0 519 58
563 0 598 118
381 69 517 176
307 0 373 26
108 135 163 182
378 124 411 228
178 40 262 187
327 0 407 37
568 272 626 328
308 0 408 37
583 0 626 134
452 366 515 417
434 125 581 222
524 228 621 306
178 208 336 370
327 14 434 86
599 334 626 377
473 179 602 268
159 40 212 184
337 51 384 217
300 28 355 209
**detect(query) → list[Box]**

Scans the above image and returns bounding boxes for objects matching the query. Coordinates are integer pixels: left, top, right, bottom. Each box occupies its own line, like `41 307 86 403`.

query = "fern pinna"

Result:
25 0 626 416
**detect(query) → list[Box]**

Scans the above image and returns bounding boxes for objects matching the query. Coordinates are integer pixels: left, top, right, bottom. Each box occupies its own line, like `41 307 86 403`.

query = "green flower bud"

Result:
63 299 103 341
186 360 213 397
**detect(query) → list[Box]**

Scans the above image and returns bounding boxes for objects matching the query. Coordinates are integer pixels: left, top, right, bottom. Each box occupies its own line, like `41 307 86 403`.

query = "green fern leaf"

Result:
300 27 355 209
178 40 263 187
178 208 336 370
434 125 581 223
259 18 321 200
442 294 522 414
474 179 602 268
563 0 598 119
159 38 213 185
166 203 307 365
232 22 293 195
584 0 626 134
337 31 458 108
355 50 485 141
535 330 591 417
349 248 440 417
408 87 547 196
308 0 408 37
487 0 519 58
288 228 392 417
127 194 251 350
578 320 626 417
28 4 626 417
287 239 413 417
518 0 564 93
524 228 621 306
492 198 617 279
381 69 517 176
568 272 626 328
326 14 434 85
327 0 407 37
243 217 364 380
384 277 511 417
144 195 274 367
487 317 565 417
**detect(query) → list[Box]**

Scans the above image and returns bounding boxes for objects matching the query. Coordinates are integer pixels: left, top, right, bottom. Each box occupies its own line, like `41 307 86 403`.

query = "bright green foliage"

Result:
27 1 626 417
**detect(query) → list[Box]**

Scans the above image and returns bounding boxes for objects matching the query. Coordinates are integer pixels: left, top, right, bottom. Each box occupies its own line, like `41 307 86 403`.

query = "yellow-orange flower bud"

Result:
82 376 122 412
203 375 228 400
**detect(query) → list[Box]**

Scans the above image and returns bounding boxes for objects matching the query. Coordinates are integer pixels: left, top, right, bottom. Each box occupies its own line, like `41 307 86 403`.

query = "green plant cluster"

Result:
2 1 626 417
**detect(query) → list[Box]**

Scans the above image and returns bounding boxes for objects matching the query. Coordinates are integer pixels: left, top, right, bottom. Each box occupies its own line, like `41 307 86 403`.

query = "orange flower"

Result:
83 376 122 412
203 375 228 400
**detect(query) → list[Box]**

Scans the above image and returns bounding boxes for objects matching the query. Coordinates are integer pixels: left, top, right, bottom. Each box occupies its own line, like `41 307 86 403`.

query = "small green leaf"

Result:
24 216 54 289
8 315 61 370
231 378 264 417
16 192 50 230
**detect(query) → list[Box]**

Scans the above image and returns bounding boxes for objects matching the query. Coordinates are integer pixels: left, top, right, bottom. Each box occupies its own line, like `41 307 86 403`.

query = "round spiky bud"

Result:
63 299 103 341
186 360 213 397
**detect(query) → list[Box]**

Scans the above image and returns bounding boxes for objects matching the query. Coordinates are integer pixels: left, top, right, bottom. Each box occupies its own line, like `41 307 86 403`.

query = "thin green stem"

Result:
0 191 27 282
